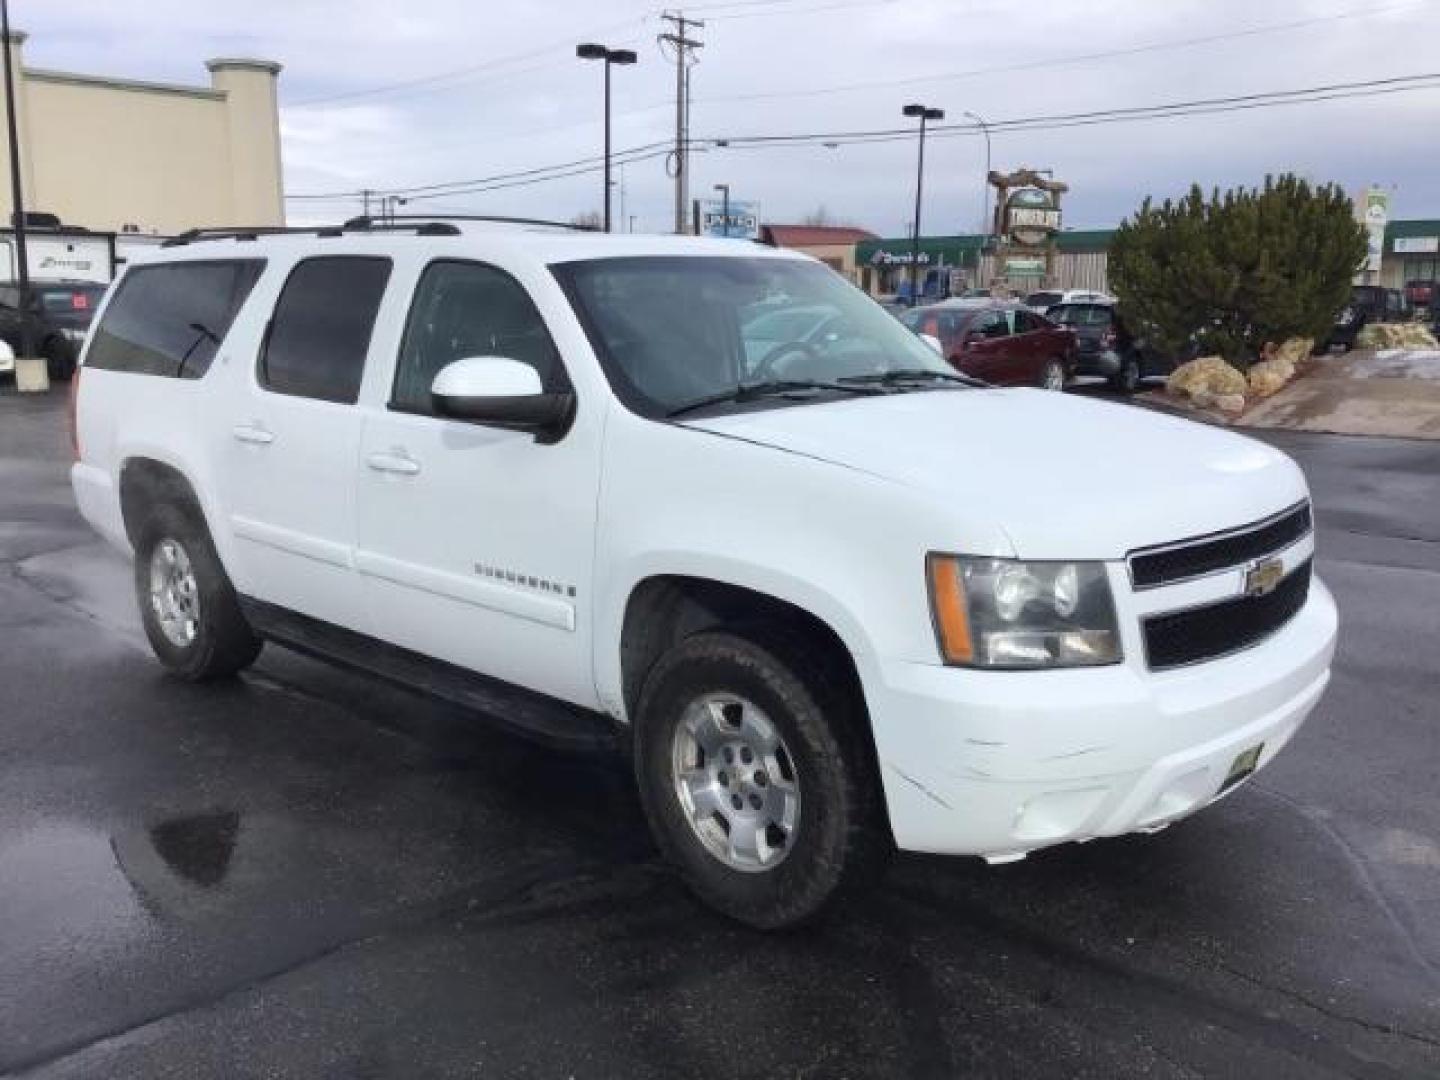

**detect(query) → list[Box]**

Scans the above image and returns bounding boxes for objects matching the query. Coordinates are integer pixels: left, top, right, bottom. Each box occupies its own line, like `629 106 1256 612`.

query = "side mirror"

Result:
919 333 944 355
431 357 574 439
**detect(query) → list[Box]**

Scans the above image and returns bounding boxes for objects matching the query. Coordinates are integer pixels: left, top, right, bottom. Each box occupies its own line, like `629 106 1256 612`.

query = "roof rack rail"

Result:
162 212 601 249
340 217 460 236
342 213 599 233
162 225 343 248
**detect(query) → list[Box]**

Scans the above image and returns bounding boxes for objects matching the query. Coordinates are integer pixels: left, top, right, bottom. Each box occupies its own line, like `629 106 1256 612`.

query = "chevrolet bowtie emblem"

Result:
1244 557 1284 597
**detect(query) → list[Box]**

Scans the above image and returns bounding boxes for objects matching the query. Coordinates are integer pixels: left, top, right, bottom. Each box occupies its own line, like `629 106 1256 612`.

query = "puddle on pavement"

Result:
147 811 241 888
0 823 149 955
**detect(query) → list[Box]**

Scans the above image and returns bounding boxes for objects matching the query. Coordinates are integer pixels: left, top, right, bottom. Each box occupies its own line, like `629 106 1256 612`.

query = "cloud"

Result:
12 0 1439 233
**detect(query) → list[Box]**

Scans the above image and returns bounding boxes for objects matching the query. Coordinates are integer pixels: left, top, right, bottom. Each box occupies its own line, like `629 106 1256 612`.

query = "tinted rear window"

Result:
259 256 392 405
1049 304 1112 327
86 260 265 379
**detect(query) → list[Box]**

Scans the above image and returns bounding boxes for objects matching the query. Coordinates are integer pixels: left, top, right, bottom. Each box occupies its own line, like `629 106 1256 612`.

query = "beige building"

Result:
761 226 877 283
0 32 283 236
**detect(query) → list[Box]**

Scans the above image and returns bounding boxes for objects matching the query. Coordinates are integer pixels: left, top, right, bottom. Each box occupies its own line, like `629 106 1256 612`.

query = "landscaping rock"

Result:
1215 393 1247 415
1274 336 1314 367
1249 358 1295 397
1355 323 1440 350
1168 356 1248 399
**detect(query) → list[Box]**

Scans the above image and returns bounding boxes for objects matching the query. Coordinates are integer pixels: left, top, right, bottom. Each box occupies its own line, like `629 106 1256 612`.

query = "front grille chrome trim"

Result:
1128 501 1312 591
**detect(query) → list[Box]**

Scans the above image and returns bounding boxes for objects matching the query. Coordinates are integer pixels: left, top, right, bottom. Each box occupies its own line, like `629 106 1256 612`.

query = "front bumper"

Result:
867 574 1338 859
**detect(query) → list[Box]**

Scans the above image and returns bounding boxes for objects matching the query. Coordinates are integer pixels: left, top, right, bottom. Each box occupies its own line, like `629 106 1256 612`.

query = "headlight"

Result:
926 554 1122 669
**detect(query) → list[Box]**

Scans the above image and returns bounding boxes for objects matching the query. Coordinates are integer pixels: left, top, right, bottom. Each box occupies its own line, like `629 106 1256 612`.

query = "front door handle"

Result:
232 423 274 446
366 450 421 476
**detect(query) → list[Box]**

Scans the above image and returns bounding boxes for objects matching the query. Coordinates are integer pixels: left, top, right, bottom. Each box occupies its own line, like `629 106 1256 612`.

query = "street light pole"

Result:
714 182 729 237
577 43 637 233
0 0 31 358
902 103 944 305
963 110 991 240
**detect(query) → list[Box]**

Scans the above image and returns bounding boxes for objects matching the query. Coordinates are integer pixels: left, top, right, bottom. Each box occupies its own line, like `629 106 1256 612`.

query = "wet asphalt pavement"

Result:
1 386 1437 1079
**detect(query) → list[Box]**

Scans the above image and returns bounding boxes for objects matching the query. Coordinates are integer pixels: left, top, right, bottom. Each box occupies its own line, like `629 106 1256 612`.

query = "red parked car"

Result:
901 300 1077 390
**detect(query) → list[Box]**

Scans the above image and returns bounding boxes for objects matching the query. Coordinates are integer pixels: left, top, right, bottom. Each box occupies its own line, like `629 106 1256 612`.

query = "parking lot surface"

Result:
2 388 1437 1079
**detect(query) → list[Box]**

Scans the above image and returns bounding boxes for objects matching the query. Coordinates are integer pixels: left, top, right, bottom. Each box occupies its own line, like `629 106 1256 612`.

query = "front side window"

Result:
554 256 952 417
969 311 1009 339
393 260 564 415
86 260 265 379
260 256 391 404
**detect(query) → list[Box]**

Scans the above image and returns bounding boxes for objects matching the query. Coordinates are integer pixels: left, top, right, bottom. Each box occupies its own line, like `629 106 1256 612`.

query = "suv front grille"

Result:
1142 559 1312 671
1129 502 1312 590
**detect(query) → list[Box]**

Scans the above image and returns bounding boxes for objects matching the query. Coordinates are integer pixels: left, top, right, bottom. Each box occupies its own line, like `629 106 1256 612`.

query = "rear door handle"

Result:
366 450 421 476
232 423 274 445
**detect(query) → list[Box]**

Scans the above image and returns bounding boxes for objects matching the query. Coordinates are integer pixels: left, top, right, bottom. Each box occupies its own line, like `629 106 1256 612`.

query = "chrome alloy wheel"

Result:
1042 360 1066 391
671 693 801 873
149 538 200 648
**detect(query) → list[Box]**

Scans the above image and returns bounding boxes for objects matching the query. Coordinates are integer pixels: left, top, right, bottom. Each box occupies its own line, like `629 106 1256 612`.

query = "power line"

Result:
704 72 1440 145
284 73 1440 204
284 11 654 108
691 0 1431 106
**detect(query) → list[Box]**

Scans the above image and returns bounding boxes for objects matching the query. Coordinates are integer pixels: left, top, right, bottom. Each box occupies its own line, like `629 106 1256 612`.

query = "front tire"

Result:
1110 355 1141 393
133 502 262 680
633 630 886 929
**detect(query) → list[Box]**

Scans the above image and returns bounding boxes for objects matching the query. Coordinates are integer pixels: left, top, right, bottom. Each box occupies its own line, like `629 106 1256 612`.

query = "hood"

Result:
682 389 1307 560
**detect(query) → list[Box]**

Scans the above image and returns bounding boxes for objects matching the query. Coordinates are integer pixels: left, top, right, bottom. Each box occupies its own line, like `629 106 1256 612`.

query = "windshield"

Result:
1025 291 1063 308
555 255 953 417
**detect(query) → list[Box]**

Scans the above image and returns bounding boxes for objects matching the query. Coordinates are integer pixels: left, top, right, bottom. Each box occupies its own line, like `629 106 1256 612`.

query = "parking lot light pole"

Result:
1 0 31 358
577 43 637 233
902 103 944 305
714 182 729 237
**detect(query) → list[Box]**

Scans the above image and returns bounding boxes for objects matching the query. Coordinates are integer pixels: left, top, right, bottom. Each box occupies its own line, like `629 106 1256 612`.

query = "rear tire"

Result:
633 630 887 929
133 502 262 680
42 338 74 382
1039 358 1067 391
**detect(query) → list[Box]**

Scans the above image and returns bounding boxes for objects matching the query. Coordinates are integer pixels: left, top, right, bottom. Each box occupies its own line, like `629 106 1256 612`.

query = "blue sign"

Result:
699 198 759 240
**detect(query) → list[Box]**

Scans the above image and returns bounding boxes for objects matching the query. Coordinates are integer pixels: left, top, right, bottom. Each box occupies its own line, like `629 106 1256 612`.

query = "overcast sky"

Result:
15 0 1440 236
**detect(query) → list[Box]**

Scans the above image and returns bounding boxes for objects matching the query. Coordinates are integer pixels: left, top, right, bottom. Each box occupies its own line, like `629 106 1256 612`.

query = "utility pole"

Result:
660 12 703 234
1 0 32 359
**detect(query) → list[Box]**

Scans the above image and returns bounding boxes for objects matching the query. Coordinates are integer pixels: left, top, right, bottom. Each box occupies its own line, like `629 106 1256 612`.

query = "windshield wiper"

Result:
666 380 882 419
839 368 988 389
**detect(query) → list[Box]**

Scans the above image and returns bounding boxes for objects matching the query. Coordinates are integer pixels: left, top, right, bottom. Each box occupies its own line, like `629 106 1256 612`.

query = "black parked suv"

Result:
1046 301 1172 392
1326 286 1406 351
0 279 107 380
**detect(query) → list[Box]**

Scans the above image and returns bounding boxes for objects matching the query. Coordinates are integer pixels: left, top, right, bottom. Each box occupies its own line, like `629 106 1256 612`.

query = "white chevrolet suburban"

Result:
70 218 1337 928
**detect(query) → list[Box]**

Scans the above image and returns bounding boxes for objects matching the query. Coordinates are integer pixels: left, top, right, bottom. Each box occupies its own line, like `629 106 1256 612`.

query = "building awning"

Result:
855 236 983 267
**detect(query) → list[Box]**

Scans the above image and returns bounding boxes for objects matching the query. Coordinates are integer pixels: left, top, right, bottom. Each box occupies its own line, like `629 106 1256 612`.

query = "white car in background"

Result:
1024 288 1115 314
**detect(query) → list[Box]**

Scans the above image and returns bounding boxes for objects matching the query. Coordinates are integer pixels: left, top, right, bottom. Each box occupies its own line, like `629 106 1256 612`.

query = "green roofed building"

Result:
852 223 1438 302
